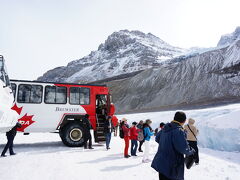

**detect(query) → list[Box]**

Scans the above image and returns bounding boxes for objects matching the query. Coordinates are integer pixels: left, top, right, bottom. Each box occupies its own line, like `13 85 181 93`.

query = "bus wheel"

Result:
60 122 84 147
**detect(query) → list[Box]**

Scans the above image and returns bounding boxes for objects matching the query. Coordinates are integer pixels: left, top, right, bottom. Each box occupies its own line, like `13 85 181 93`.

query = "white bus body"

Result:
10 79 117 147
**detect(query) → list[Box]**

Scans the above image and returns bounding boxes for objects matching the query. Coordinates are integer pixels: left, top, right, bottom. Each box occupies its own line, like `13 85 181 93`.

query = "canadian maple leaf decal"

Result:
11 103 35 132
11 103 23 115
17 114 35 132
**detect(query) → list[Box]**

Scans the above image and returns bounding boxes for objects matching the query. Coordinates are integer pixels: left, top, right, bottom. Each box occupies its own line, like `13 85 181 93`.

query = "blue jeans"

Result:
131 140 138 156
105 133 112 149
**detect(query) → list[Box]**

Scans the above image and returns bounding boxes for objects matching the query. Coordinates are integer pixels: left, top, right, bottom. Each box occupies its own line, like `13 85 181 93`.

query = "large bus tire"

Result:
60 122 84 147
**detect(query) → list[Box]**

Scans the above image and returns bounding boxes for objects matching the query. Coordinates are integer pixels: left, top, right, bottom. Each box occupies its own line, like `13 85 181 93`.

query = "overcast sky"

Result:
0 0 239 80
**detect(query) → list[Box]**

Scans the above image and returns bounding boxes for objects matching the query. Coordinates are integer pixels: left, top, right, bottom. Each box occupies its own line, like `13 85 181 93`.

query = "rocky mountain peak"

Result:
98 30 170 52
38 29 184 83
217 26 240 47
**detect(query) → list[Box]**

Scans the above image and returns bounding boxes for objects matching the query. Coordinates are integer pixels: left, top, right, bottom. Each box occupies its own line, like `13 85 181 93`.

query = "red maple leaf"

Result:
11 103 23 115
18 114 35 132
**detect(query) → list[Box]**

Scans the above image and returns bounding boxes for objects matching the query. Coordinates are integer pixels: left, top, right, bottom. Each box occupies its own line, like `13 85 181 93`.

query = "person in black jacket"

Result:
1 122 22 157
151 112 195 180
103 116 114 150
154 122 165 136
82 114 93 149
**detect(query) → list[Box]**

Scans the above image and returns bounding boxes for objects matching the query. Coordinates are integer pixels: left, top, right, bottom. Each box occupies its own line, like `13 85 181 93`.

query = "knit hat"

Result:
174 111 186 123
132 122 137 125
188 118 195 124
146 119 152 124
122 118 128 122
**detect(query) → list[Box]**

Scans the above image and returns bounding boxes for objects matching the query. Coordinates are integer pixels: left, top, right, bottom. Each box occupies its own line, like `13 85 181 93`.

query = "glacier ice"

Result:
118 103 240 152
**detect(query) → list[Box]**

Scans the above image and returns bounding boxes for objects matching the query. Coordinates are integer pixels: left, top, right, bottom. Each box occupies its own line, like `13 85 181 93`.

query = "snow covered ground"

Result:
0 133 239 180
0 103 240 180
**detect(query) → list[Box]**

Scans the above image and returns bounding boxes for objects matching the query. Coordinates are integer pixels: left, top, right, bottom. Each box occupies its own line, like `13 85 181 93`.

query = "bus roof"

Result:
10 79 107 87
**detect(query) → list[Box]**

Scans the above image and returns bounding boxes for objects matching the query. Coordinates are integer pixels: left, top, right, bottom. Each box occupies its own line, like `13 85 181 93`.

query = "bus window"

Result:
96 95 107 107
96 95 107 116
70 87 90 105
17 84 43 103
18 84 31 103
11 83 16 99
31 85 43 103
45 86 67 104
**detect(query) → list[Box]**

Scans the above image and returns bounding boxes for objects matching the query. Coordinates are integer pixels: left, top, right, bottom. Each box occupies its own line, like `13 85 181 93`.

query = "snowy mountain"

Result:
37 30 184 83
217 26 240 47
106 37 240 113
37 27 240 113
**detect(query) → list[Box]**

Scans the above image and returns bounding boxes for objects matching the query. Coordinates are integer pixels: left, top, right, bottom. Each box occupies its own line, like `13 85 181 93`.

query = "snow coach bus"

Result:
10 79 117 147
0 55 19 132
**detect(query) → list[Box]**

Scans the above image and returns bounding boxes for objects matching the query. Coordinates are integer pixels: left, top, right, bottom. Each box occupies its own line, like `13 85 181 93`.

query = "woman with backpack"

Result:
184 118 199 165
120 118 131 158
142 119 154 163
137 120 144 152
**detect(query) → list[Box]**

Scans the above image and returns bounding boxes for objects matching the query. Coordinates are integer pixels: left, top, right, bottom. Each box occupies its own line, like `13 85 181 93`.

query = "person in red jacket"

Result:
121 118 131 158
130 122 140 156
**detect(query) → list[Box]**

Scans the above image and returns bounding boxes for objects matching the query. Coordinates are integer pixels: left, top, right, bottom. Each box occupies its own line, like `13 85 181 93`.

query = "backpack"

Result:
138 130 144 141
119 127 124 139
185 154 196 169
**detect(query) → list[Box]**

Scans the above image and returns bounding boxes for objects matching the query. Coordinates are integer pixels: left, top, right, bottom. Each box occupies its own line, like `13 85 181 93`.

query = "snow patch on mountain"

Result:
217 26 240 47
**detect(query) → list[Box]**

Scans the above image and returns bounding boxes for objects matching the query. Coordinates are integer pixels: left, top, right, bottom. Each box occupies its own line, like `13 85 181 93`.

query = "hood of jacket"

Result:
188 118 195 125
162 121 182 133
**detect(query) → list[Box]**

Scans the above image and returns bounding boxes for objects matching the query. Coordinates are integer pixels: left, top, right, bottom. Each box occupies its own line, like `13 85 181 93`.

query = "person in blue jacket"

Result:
142 119 154 163
151 112 194 180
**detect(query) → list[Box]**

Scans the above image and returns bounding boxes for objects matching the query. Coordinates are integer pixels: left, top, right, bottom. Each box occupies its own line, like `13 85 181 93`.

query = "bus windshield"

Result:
0 56 10 87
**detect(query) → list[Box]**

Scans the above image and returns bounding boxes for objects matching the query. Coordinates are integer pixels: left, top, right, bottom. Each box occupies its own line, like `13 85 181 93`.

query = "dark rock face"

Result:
37 30 184 83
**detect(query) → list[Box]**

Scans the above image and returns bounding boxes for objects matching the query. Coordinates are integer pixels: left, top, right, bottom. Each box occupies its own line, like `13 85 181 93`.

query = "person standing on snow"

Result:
154 122 166 136
151 112 195 180
1 122 22 157
184 118 199 165
130 122 140 156
103 116 114 150
137 120 144 152
142 119 154 163
83 114 94 149
121 118 131 158
113 117 119 137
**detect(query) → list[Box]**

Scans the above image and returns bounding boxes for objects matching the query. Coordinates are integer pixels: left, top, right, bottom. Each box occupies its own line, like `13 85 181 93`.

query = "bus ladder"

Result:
95 115 106 142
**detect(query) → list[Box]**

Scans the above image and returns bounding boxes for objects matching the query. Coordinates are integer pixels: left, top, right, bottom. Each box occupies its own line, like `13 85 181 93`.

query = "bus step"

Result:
96 132 105 136
97 138 106 142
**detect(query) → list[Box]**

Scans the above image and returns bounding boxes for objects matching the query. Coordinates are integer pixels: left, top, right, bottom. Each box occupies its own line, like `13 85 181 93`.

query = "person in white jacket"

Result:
142 119 154 163
184 118 199 165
